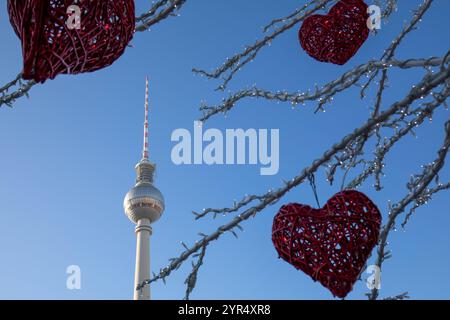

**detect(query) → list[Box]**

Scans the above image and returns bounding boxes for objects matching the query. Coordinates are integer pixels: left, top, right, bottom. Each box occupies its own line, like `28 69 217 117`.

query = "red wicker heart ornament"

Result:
8 0 135 83
299 0 369 65
272 190 381 298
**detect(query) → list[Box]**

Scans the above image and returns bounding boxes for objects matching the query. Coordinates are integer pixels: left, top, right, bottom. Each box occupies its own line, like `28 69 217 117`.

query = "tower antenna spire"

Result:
143 76 150 160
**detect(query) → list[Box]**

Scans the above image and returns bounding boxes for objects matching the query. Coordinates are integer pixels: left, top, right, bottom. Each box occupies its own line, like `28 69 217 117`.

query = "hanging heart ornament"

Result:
272 190 381 298
299 0 370 65
8 0 135 83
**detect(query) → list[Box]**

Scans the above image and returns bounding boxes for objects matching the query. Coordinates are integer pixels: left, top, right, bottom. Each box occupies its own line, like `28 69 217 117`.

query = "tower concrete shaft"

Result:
134 219 152 300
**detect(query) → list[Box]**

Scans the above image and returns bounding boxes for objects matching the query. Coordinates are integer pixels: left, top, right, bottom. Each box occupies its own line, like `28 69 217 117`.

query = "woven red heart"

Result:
272 190 381 298
299 0 369 65
8 0 135 83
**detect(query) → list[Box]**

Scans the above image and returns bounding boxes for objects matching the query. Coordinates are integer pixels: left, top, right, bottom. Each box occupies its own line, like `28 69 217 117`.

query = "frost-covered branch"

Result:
348 84 450 190
199 56 445 122
184 245 207 300
383 292 410 300
0 74 36 108
135 0 186 32
401 181 450 228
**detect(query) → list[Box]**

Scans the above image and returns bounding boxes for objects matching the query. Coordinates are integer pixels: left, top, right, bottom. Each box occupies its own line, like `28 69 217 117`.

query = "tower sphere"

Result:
123 160 165 224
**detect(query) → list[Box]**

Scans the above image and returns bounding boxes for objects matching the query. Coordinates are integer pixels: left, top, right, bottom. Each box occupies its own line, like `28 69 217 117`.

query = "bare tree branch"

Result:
135 0 186 32
184 245 207 300
383 292 410 300
401 181 450 228
198 56 446 122
348 85 450 190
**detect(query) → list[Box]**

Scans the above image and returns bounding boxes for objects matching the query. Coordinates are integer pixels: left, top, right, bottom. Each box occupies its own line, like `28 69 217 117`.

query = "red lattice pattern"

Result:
299 0 369 65
272 190 381 298
8 0 135 83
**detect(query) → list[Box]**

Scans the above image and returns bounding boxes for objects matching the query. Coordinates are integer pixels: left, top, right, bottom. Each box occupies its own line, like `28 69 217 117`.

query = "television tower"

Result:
123 77 165 300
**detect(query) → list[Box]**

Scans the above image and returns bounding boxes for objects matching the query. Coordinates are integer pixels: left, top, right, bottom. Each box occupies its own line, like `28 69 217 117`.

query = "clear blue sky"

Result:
0 0 449 300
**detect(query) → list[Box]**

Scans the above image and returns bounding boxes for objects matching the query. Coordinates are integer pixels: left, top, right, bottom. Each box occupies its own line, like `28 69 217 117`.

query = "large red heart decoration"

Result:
299 0 369 65
272 190 381 298
8 0 135 83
